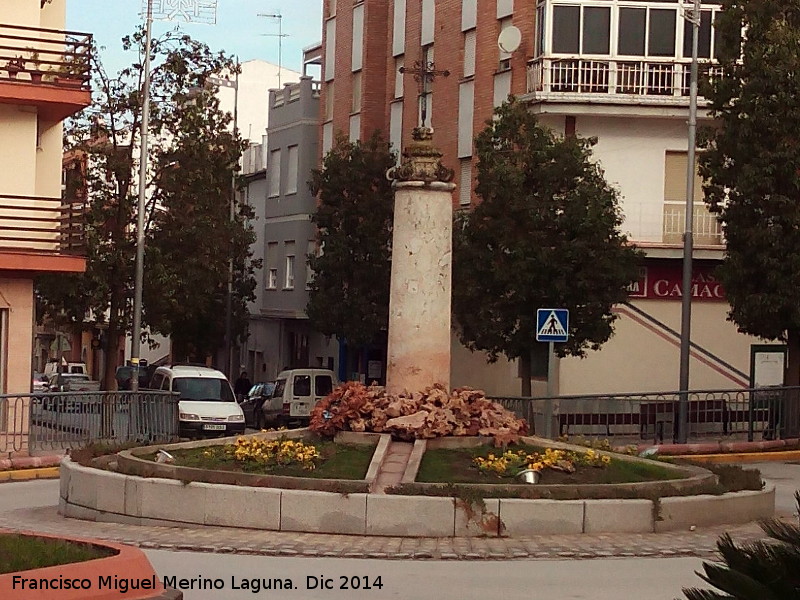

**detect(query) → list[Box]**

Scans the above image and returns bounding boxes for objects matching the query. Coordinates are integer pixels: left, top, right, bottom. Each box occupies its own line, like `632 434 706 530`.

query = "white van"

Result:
261 368 337 426
149 365 245 438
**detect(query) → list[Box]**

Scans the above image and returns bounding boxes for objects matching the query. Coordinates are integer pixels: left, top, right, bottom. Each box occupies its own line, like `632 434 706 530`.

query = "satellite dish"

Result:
498 26 522 54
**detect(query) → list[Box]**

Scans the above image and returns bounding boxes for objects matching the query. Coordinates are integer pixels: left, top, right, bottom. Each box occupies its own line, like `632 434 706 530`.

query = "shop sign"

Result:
627 265 725 301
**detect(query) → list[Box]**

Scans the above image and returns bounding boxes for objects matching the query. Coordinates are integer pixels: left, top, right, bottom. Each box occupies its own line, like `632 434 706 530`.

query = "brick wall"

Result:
323 0 539 206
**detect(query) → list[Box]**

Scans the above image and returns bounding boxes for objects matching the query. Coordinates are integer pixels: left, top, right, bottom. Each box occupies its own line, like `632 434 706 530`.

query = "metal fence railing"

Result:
492 386 800 444
0 391 179 455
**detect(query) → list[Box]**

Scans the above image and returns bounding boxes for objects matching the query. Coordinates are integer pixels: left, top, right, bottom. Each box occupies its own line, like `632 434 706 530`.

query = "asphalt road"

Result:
143 549 707 600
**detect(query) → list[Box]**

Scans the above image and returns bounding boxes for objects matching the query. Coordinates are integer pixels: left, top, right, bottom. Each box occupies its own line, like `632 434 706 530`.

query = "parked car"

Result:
115 364 156 390
43 361 88 377
32 372 47 395
239 382 276 429
148 365 245 438
261 368 337 427
46 373 101 393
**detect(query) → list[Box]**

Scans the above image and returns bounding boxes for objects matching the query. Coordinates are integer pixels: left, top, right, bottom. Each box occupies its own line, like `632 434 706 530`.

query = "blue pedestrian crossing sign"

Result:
536 308 569 342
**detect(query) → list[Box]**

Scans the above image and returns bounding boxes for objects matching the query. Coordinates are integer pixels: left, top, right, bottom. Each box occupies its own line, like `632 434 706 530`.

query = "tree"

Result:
698 1 800 408
684 493 800 599
307 133 396 372
143 78 257 363
453 98 642 396
36 29 255 387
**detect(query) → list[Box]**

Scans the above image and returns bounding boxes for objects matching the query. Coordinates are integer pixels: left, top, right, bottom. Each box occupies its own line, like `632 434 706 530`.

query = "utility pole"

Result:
678 0 702 443
131 0 154 391
258 11 289 87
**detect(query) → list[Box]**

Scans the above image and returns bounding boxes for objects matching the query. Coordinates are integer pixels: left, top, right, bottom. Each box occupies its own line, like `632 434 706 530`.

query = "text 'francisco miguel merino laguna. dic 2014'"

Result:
12 574 386 594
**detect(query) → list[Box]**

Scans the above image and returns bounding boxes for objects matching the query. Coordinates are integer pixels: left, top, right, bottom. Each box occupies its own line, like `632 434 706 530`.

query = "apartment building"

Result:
0 0 91 399
320 0 779 395
242 69 339 383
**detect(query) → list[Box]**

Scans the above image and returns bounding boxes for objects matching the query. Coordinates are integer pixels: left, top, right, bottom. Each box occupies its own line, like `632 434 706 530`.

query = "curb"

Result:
0 466 60 482
672 450 800 464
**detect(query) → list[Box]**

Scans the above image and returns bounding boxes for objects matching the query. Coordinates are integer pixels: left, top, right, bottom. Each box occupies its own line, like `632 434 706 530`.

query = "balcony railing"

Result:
662 203 723 246
527 57 722 101
0 194 86 255
0 23 92 90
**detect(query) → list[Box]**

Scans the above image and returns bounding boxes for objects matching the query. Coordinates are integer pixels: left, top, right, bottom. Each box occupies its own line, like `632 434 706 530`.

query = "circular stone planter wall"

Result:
0 530 180 599
58 432 776 538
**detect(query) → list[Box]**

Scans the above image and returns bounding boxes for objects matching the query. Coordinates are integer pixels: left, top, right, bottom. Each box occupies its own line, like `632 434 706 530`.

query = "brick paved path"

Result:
0 505 776 561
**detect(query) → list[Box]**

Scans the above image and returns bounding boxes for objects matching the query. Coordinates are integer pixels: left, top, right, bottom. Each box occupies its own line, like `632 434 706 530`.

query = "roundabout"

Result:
58 427 775 537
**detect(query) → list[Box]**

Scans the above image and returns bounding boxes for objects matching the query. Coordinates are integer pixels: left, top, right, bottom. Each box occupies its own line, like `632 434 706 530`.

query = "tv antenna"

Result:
258 10 290 87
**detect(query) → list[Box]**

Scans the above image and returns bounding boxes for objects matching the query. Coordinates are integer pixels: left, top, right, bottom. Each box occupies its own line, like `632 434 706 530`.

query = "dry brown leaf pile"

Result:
309 382 527 442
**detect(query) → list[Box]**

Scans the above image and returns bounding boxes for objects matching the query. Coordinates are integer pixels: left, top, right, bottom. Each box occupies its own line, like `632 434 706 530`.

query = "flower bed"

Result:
417 444 682 486
146 437 373 480
0 532 114 574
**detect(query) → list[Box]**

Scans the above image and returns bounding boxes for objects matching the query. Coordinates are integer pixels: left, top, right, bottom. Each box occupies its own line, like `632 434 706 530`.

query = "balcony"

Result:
662 204 723 247
0 23 92 121
0 193 86 273
526 57 722 107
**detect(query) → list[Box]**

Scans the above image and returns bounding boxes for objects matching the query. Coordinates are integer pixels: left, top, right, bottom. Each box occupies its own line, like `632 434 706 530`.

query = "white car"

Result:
261 368 337 426
148 365 245 438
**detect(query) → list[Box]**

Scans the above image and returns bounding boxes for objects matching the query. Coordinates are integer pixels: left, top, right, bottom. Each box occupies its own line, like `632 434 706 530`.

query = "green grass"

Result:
0 534 114 574
416 444 681 485
158 441 375 480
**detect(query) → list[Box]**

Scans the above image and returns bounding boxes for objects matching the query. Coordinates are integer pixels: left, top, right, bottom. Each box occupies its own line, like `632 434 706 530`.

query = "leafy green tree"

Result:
453 98 642 396
36 29 254 387
684 493 800 599
307 133 396 372
698 1 800 419
143 77 257 364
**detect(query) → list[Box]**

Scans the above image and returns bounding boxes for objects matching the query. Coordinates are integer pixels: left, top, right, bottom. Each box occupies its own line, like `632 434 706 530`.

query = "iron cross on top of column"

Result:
399 60 450 128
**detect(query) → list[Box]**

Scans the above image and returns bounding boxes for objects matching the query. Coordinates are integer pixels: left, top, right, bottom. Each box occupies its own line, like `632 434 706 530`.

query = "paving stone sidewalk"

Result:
0 506 777 561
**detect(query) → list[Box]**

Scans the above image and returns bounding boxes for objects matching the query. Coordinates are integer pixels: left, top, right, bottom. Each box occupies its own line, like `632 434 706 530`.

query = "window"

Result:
649 9 676 57
352 3 364 71
682 10 715 59
268 149 281 197
462 0 477 31
325 81 335 120
324 18 336 81
315 375 333 397
267 242 278 289
497 0 513 19
393 0 406 56
284 241 295 289
499 18 513 67
322 122 333 154
394 57 404 98
294 375 311 397
390 100 403 158
286 145 298 195
349 114 361 142
459 159 472 206
306 240 316 290
173 377 235 402
552 6 580 54
457 81 474 158
664 151 703 204
535 3 545 57
463 30 476 78
552 5 610 55
352 71 362 113
421 0 434 46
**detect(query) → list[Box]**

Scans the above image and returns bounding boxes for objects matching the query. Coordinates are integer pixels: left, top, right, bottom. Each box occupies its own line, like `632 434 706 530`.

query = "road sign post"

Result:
536 309 569 439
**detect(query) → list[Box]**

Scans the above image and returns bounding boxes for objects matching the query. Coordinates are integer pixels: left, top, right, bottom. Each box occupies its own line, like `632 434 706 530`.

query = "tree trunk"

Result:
783 329 800 438
519 351 532 397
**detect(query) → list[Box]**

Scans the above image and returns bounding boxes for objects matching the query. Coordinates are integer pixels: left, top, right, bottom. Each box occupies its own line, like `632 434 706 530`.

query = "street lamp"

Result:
678 0 702 443
131 0 155 391
208 62 240 381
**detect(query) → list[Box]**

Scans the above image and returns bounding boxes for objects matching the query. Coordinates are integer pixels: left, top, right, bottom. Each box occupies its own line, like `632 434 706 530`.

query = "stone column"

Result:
385 128 456 394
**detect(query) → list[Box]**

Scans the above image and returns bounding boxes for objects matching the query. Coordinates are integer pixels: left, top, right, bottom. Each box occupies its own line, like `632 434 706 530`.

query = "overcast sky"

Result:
66 0 323 77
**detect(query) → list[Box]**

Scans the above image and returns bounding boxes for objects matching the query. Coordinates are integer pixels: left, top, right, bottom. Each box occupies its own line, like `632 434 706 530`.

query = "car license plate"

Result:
202 424 226 431
294 404 310 416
